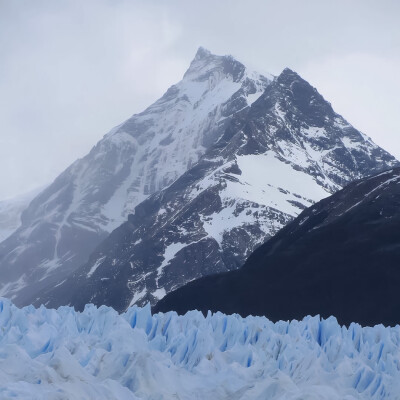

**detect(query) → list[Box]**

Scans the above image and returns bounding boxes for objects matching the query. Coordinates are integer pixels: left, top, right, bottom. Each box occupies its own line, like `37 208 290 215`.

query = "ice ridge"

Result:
0 298 399 399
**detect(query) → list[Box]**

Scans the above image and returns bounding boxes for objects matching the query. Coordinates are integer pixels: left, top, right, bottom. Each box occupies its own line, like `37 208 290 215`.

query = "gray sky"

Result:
0 0 399 199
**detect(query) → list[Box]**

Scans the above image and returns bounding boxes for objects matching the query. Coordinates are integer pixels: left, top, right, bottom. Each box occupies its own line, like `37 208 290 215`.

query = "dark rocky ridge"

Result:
155 168 400 327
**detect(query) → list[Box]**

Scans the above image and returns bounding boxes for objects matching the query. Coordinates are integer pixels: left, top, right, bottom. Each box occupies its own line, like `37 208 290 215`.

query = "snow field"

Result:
0 298 399 399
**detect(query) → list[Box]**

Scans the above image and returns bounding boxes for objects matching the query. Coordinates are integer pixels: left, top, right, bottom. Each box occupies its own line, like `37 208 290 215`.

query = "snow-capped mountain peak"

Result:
36 63 398 312
0 49 272 306
193 45 212 59
184 47 245 82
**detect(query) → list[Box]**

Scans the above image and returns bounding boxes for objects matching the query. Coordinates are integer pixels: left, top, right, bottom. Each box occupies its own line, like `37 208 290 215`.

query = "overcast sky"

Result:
0 0 399 199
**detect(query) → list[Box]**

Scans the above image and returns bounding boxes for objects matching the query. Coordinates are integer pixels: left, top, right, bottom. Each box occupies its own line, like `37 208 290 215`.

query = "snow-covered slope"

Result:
0 187 43 243
1 299 399 399
0 47 271 305
39 68 398 312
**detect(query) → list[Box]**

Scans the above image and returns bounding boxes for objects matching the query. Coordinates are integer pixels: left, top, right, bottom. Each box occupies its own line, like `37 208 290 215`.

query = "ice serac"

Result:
0 48 271 305
1 299 400 399
39 66 398 312
155 167 400 327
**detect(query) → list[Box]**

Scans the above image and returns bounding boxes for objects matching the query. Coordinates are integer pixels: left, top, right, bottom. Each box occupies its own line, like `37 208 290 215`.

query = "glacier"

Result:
0 299 400 399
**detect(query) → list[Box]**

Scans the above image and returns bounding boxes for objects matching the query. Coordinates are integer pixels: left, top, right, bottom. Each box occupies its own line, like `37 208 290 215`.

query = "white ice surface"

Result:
0 298 399 399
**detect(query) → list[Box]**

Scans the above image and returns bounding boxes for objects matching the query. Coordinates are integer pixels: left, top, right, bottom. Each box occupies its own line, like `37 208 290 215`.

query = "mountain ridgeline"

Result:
33 51 398 312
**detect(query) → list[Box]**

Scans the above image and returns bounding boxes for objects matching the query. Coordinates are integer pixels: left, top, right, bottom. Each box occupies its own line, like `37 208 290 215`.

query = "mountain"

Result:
0 187 43 243
0 48 271 305
155 167 400 327
37 65 398 312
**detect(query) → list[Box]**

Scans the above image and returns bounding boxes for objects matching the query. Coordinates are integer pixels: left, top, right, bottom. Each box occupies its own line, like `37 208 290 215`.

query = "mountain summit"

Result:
35 59 398 312
0 48 271 305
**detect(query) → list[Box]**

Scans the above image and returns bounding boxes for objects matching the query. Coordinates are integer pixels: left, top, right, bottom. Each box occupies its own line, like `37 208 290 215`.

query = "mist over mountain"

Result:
0 187 43 243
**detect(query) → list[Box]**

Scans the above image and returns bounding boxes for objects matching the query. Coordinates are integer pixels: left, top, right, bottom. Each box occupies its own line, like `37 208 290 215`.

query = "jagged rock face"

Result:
155 168 400 327
0 48 271 305
37 67 398 312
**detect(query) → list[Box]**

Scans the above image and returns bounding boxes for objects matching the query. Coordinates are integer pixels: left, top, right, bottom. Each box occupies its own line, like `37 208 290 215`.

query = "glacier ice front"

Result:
0 298 399 399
